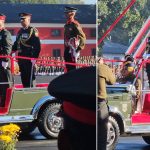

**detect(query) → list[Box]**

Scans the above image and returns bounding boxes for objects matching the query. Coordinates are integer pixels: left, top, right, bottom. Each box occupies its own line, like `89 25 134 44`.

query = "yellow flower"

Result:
0 124 21 144
0 135 12 143
0 124 21 150
0 124 20 135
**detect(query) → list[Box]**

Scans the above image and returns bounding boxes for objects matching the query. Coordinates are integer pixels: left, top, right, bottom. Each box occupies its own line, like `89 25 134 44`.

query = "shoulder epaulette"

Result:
73 20 80 26
31 27 39 37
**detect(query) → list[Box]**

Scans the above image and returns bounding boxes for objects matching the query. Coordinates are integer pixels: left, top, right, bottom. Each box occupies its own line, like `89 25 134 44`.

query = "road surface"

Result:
16 129 150 150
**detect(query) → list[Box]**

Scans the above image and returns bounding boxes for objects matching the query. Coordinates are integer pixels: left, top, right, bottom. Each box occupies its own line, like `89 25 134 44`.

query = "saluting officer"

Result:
64 6 86 72
118 59 142 113
12 13 41 88
0 14 13 106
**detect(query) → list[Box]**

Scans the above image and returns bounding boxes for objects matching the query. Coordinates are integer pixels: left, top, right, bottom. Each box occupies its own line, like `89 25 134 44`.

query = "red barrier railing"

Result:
0 55 90 75
126 17 150 55
103 58 150 83
98 0 136 45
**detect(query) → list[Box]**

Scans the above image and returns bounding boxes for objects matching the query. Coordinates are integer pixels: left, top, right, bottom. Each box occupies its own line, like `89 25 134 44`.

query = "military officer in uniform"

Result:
120 54 135 82
0 14 13 106
98 57 116 150
118 57 142 113
64 6 86 72
12 13 41 88
145 36 150 88
124 54 134 62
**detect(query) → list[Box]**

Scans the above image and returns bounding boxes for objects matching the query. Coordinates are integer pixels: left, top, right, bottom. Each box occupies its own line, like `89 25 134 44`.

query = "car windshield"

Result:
107 86 128 94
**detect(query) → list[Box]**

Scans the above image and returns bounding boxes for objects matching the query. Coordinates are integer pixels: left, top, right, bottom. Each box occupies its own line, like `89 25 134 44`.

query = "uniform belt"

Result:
63 101 96 126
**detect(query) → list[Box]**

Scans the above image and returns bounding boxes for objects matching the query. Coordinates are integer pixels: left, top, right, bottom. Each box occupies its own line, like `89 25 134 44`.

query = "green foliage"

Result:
97 0 110 54
98 0 150 46
4 0 84 4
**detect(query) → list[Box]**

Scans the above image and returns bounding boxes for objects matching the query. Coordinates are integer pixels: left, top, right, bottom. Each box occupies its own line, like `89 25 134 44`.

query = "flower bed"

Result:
0 124 21 150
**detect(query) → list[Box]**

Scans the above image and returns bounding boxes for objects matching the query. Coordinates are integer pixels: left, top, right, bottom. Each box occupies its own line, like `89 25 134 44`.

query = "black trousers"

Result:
64 48 76 72
18 59 35 88
58 114 96 150
0 64 13 107
146 63 150 88
98 99 109 150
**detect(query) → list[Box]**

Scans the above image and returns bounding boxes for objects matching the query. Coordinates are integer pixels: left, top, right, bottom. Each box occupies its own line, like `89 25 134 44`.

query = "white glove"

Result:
74 51 80 58
31 59 36 65
2 61 8 69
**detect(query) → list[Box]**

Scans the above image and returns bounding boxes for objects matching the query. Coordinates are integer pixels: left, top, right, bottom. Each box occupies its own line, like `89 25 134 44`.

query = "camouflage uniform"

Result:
98 63 116 150
64 15 86 72
13 26 41 87
0 28 13 106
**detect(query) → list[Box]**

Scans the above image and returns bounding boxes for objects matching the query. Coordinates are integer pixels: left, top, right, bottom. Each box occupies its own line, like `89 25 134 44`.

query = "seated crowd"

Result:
14 55 96 76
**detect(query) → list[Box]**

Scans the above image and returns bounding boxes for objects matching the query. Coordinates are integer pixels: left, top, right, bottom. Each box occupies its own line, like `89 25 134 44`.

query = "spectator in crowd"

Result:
36 55 96 76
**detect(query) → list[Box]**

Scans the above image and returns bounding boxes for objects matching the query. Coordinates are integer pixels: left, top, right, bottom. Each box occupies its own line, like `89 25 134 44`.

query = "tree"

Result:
8 0 84 4
97 0 110 55
98 0 149 47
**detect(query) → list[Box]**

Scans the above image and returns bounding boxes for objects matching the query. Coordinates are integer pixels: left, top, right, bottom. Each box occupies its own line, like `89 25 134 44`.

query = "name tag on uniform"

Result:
0 35 2 40
21 33 29 39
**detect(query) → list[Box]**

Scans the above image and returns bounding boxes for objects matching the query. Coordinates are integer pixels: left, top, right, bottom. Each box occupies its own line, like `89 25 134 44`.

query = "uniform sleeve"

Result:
31 28 41 58
2 31 13 61
74 24 86 51
12 30 21 52
12 40 18 52
98 64 116 85
105 66 116 85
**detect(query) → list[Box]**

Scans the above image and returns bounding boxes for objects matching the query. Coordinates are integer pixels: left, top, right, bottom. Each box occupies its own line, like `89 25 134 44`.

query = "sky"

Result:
84 0 96 4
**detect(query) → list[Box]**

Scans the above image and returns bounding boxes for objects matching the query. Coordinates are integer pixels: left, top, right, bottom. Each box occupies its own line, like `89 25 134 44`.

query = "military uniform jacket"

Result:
0 29 12 62
98 63 116 99
64 19 86 51
13 26 41 58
